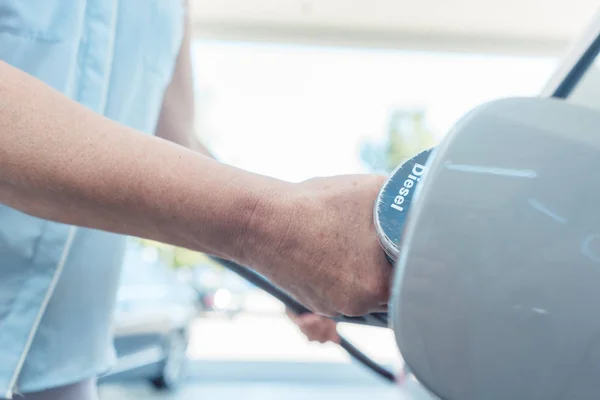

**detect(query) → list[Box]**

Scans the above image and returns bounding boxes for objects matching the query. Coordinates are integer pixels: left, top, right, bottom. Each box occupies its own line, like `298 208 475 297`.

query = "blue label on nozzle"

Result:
375 148 434 261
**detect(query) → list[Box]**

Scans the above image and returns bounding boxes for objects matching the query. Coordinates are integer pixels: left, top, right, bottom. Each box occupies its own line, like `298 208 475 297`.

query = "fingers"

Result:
300 314 340 344
287 309 340 344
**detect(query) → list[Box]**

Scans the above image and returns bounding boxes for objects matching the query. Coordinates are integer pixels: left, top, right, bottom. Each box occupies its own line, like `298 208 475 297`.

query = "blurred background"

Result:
99 0 598 398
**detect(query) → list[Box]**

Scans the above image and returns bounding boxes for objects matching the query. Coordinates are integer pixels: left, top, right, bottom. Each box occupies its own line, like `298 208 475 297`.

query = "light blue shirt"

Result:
0 1 184 397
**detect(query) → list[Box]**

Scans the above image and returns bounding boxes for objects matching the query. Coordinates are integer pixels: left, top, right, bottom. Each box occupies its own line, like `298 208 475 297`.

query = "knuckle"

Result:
368 267 391 300
316 307 337 318
340 302 367 317
360 282 379 303
375 277 390 301
340 280 387 316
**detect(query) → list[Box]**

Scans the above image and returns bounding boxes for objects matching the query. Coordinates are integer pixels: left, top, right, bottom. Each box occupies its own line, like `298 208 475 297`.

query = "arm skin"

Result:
0 59 280 264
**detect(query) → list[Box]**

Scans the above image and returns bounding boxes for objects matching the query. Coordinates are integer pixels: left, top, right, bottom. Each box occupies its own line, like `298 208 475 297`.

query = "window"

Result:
567 55 600 110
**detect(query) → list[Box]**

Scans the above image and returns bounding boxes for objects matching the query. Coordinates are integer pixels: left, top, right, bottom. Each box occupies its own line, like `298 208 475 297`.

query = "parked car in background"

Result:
98 240 198 391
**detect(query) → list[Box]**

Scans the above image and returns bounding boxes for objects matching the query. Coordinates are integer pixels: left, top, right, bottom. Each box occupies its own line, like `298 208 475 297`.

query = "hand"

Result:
286 308 341 344
245 174 392 317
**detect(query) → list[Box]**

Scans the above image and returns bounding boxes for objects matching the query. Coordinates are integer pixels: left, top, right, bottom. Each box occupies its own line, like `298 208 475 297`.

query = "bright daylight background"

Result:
193 41 557 181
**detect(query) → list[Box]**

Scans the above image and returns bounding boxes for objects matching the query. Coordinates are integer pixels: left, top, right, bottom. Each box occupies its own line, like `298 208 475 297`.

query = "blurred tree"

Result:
172 247 218 269
360 109 437 174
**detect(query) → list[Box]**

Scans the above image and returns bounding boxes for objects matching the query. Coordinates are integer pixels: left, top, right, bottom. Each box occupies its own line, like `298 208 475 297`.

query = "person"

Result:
0 1 391 399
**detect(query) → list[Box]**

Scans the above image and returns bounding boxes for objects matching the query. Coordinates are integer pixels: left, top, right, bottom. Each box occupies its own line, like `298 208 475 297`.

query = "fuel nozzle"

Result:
374 148 434 264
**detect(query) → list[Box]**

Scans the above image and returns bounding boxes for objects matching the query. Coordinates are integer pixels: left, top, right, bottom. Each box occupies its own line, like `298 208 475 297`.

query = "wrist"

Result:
234 177 296 272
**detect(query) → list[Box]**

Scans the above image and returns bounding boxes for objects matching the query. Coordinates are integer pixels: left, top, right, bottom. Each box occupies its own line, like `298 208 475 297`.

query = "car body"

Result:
394 10 600 400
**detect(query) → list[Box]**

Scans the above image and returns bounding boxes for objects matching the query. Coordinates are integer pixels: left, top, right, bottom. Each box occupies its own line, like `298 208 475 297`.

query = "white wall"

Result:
190 0 599 56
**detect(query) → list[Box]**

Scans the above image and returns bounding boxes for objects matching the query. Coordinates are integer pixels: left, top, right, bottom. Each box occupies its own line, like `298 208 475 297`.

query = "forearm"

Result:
0 61 286 263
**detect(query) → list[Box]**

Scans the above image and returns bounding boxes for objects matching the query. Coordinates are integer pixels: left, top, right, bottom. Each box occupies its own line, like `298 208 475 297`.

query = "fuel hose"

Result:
209 256 396 383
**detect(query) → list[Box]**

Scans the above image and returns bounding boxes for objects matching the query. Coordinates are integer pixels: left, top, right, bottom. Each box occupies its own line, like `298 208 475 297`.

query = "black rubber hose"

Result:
209 256 396 383
209 257 388 327
339 338 396 382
